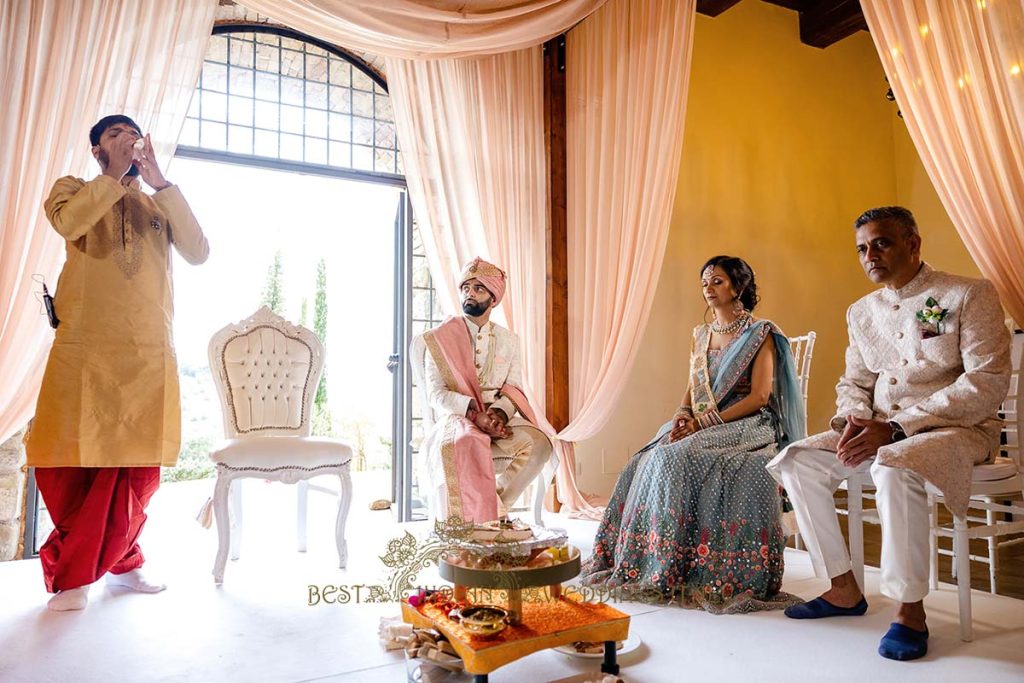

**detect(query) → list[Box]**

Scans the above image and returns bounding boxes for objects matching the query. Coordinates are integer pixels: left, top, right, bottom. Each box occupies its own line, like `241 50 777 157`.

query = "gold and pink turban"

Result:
458 257 507 305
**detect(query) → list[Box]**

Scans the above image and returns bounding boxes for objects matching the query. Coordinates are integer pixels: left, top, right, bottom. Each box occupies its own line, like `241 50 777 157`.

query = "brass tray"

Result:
438 549 581 589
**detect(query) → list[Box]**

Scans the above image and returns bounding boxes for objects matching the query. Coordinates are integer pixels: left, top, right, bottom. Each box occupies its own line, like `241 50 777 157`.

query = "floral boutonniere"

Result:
915 297 949 338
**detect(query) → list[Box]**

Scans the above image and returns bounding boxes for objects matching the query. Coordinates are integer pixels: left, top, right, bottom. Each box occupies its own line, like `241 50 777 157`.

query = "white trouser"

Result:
770 446 930 603
493 424 551 509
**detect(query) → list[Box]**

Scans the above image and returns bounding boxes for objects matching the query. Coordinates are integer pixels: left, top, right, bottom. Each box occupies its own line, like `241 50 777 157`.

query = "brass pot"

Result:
453 605 509 638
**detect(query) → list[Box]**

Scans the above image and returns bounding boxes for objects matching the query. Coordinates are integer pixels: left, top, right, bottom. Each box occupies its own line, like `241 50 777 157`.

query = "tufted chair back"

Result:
209 307 324 438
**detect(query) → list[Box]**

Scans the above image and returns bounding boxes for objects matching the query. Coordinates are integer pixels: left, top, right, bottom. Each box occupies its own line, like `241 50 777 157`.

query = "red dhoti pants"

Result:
34 467 161 593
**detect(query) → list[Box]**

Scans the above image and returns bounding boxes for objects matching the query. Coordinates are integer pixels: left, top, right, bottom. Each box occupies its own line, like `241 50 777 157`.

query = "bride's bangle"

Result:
695 410 724 430
674 406 694 421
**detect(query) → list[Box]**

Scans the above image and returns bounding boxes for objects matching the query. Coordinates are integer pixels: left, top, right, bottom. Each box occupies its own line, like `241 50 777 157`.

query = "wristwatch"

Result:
888 421 907 443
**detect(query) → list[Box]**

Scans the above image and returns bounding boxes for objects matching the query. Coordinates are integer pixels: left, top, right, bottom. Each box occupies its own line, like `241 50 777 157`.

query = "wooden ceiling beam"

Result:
762 0 808 10
798 0 868 49
696 0 744 18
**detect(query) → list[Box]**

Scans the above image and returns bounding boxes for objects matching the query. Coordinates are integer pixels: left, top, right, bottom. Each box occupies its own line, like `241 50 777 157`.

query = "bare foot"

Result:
894 600 927 632
47 585 90 611
819 570 864 608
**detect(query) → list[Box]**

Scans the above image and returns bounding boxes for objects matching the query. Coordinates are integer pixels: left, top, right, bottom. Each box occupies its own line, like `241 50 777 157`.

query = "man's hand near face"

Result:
134 135 171 191
101 132 136 182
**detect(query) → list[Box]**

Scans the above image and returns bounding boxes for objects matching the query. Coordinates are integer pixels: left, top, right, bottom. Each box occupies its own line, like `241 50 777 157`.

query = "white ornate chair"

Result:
788 332 817 415
207 307 352 584
925 329 1024 641
408 333 558 526
786 332 817 547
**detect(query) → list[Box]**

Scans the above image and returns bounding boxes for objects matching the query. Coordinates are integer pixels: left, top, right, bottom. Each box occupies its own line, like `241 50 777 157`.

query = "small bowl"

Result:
456 605 509 638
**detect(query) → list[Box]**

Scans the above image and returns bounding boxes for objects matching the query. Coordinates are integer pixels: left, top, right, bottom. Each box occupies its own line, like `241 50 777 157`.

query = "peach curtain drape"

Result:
862 0 1024 327
553 0 697 515
236 0 608 59
0 0 216 444
386 48 549 410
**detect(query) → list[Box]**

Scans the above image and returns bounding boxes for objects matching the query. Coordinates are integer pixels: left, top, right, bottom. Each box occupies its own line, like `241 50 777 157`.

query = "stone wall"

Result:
0 429 26 561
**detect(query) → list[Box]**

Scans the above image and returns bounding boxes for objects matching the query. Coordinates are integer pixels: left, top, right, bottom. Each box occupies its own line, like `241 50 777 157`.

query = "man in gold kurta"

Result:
25 114 209 611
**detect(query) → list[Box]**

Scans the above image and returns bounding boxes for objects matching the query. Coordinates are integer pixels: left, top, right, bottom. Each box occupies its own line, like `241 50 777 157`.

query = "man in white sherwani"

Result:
420 258 552 522
767 206 1010 661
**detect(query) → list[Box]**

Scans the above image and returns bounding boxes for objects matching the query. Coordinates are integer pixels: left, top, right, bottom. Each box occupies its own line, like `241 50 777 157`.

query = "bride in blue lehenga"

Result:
580 256 807 614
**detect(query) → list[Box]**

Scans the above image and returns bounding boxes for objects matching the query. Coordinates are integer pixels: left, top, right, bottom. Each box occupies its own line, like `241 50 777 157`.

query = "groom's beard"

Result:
462 298 491 317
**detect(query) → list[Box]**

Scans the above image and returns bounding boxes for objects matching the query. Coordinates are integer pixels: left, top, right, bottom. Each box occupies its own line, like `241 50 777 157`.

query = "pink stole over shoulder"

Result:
423 317 545 524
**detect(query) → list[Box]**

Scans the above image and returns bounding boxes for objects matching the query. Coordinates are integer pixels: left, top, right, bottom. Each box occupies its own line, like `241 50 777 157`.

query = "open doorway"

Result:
169 156 406 498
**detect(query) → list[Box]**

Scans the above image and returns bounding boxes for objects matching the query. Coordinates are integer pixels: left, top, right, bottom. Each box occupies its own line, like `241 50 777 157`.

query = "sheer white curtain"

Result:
386 48 548 406
862 0 1024 326
238 0 608 58
0 0 216 444
555 0 697 514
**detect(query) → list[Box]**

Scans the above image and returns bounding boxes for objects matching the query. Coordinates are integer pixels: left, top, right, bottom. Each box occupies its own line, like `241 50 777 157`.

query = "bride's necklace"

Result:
711 310 751 335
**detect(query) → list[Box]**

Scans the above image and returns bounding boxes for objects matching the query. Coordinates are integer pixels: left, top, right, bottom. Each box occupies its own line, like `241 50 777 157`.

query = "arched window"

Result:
178 26 401 178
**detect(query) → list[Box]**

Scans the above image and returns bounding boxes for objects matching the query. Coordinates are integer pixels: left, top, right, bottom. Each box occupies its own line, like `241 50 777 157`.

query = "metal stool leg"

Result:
601 640 620 675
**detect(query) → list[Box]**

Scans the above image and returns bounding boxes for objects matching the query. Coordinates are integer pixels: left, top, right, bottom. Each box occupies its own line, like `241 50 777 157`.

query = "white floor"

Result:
1 473 1023 683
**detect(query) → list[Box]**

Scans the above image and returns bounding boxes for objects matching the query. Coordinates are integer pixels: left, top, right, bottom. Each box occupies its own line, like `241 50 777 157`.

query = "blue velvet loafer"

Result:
878 622 929 661
784 596 869 619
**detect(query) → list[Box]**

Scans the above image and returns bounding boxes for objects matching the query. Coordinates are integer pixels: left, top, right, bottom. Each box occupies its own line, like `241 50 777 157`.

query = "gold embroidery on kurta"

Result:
109 196 144 278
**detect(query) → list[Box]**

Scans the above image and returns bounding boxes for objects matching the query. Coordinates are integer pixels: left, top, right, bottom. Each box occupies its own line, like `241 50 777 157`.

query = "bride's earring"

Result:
732 298 744 315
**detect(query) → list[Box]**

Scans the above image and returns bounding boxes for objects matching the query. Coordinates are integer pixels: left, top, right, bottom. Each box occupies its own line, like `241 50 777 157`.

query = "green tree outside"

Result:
312 258 332 436
261 250 285 315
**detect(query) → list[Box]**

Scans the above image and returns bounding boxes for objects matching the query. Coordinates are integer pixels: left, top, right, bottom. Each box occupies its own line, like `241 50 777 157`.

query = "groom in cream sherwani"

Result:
420 258 552 523
767 206 1010 661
